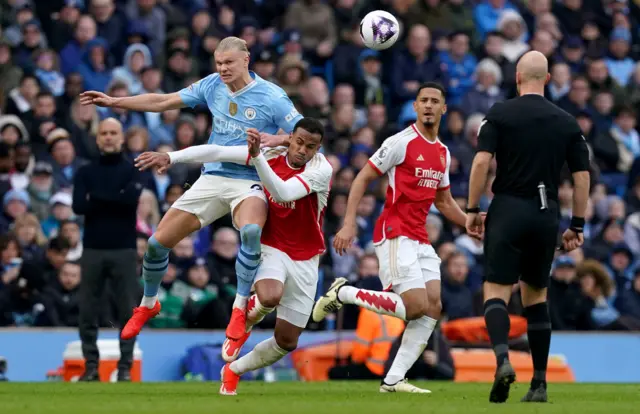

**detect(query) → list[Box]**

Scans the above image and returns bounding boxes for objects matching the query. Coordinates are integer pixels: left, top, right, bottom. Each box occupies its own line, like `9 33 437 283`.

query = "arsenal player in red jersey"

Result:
134 118 332 395
313 82 483 393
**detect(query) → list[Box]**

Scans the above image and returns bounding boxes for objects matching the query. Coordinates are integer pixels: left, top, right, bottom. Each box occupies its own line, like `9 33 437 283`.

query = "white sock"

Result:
246 294 275 332
338 286 407 320
229 336 288 376
140 295 157 309
233 294 248 309
384 316 437 385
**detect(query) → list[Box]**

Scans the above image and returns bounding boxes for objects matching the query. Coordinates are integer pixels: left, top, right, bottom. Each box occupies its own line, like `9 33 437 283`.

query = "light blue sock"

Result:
142 235 171 297
235 224 262 302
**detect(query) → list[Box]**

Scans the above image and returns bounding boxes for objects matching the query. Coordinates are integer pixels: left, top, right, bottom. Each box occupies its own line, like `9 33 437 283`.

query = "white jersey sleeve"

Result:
168 144 248 165
296 154 333 194
438 146 451 190
368 134 407 175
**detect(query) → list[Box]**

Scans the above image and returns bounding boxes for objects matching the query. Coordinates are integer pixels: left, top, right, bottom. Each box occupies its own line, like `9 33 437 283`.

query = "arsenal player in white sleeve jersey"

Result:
313 83 483 394
135 118 332 395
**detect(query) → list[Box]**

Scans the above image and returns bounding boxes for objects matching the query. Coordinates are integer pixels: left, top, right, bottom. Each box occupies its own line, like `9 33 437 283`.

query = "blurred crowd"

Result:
1 0 640 332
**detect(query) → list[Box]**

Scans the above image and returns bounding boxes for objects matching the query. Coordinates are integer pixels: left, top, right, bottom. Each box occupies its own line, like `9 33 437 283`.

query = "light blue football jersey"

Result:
179 71 303 181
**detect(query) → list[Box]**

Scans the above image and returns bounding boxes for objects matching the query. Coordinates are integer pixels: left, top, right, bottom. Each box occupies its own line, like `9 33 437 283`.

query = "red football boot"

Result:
222 331 251 362
225 307 247 340
121 301 161 340
219 363 240 396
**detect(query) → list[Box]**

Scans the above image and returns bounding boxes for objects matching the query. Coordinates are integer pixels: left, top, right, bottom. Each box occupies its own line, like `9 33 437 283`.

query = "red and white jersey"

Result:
368 124 451 245
260 148 333 261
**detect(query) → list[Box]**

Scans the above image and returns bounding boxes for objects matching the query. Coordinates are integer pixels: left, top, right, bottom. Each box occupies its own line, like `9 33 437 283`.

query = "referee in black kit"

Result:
465 51 590 404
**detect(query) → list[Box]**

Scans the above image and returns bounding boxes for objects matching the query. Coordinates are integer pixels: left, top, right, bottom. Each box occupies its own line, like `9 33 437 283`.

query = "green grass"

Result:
1 382 639 414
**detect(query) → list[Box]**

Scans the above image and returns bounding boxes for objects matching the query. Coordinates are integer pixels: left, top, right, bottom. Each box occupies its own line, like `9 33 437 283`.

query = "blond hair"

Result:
215 36 249 54
138 189 161 228
13 213 48 247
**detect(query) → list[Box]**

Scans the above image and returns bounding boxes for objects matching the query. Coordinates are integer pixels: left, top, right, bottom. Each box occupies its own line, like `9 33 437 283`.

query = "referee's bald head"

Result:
515 51 550 91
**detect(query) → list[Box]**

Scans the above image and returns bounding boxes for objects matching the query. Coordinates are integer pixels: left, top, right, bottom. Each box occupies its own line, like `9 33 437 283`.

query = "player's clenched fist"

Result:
333 222 357 256
135 151 171 173
247 128 261 157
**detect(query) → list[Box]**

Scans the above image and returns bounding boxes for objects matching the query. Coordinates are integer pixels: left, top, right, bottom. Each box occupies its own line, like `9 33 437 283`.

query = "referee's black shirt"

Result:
477 94 590 201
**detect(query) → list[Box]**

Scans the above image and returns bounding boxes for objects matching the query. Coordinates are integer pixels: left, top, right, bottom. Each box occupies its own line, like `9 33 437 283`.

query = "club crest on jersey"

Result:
440 154 446 168
229 102 238 116
244 107 256 120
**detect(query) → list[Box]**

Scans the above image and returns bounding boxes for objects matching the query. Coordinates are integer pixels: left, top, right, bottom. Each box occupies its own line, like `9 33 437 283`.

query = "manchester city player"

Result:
80 37 302 343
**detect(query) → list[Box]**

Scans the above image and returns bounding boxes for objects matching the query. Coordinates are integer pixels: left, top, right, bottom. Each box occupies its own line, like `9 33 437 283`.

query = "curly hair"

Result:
576 259 614 297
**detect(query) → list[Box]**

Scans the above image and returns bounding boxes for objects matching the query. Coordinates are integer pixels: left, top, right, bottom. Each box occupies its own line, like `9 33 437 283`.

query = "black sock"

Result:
484 298 511 367
524 302 551 390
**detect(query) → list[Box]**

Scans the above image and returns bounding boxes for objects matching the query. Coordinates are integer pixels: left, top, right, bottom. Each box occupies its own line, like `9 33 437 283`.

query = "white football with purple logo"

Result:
360 10 400 51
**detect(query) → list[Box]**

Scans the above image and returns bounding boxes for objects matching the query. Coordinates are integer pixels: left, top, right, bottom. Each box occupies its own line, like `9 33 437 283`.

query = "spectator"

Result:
440 31 477 106
497 9 529 63
60 15 97 75
605 27 635 87
13 213 47 261
136 188 160 237
283 0 337 65
91 0 128 62
441 251 474 320
548 255 592 330
47 128 87 189
77 37 113 93
59 219 83 261
592 105 640 173
72 118 142 382
474 0 517 41
0 189 29 234
112 43 153 96
125 0 166 57
461 58 505 116
39 260 81 327
97 81 145 131
0 40 23 96
616 267 640 324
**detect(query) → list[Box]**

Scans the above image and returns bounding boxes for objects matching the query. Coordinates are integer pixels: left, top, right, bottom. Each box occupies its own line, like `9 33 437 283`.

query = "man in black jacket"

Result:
72 118 143 382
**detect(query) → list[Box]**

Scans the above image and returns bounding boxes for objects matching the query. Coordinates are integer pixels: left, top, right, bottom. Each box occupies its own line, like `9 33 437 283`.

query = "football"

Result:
359 10 400 51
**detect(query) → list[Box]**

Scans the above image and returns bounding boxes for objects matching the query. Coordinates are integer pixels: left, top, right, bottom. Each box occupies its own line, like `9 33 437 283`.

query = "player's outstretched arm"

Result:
79 91 186 113
167 145 249 165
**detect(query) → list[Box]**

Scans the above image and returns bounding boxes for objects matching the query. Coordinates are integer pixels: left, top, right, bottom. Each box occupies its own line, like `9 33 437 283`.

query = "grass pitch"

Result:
1 381 638 414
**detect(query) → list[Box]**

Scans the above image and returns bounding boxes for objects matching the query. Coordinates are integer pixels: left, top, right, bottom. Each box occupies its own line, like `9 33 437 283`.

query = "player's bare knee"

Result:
255 281 283 308
274 330 298 352
257 292 281 309
404 300 427 320
426 299 442 319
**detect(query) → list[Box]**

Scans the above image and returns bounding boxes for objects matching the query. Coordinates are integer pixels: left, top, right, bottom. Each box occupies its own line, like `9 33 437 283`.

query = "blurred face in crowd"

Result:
174 237 194 258
16 8 34 25
188 264 209 289
60 5 80 25
90 45 106 69
551 63 570 87
358 256 379 278
484 33 504 58
16 219 38 245
450 33 469 58
334 104 355 129
138 0 157 12
212 228 239 260
634 274 640 293
0 44 10 65
325 154 341 177
1 239 19 265
36 95 56 118
335 168 355 190
616 111 637 134
254 60 275 80
129 51 146 74
47 247 69 269
31 171 53 192
594 92 614 116
136 236 148 261
304 77 329 106
137 191 157 221
20 77 40 102
333 85 355 106
354 127 375 147
59 262 81 291
477 67 497 88
176 122 196 148
611 251 630 271
60 222 81 248
240 26 257 49
437 242 457 263
65 73 84 97
531 30 555 57
351 152 369 170
357 194 376 218
1 126 21 146
192 10 211 36
564 0 581 10
127 130 147 153
23 23 41 48
414 87 446 128
36 50 55 72
97 118 124 153
502 20 522 41
331 194 347 217
287 126 322 168
563 44 583 63
215 49 249 85
361 56 381 76
447 253 469 285
76 16 96 45
447 111 464 135
91 0 115 23
569 78 590 105
603 221 624 244
109 86 129 115
52 203 73 221
162 263 177 283
553 264 576 283
610 38 630 59
576 114 593 135
165 184 184 206
142 68 162 92
54 140 76 166
284 66 303 86
407 25 430 58
367 104 386 131
587 60 609 84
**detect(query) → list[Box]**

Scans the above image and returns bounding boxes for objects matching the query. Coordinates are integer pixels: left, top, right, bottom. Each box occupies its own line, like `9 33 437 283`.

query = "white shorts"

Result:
254 245 320 328
374 236 441 295
171 175 267 228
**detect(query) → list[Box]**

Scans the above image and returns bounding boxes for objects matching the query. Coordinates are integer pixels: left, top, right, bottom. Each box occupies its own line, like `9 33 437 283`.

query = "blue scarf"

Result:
611 124 640 158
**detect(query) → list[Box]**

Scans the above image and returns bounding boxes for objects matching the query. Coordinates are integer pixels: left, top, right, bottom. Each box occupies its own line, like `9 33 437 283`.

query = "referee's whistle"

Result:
538 182 548 211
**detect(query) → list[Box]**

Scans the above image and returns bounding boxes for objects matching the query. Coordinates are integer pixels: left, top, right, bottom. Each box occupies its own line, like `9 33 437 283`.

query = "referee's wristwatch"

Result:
465 206 481 214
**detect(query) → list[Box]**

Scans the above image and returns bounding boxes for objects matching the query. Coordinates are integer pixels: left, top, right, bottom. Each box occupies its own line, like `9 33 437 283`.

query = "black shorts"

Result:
483 194 559 289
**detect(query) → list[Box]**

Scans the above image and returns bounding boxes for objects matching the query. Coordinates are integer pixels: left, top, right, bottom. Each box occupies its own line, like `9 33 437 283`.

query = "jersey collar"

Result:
227 71 259 98
411 123 439 144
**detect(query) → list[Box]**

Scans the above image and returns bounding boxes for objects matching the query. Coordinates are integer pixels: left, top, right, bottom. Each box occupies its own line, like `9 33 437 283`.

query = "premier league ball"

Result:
359 10 400 51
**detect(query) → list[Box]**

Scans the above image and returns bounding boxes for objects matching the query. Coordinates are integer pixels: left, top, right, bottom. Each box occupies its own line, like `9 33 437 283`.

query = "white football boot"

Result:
380 379 431 394
311 277 347 322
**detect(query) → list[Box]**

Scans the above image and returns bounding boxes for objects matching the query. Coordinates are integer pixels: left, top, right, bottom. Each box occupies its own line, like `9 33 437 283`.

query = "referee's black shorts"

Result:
483 194 559 289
